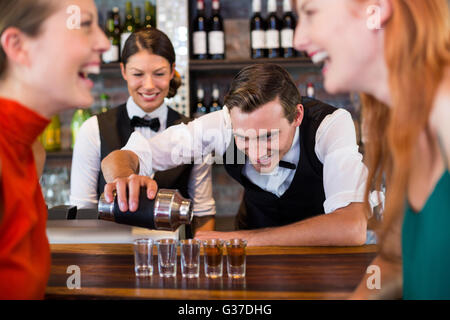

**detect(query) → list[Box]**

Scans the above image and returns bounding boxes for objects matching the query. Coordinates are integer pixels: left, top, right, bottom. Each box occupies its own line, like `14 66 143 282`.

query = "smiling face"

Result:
294 0 386 96
121 50 175 113
24 0 109 111
230 97 302 174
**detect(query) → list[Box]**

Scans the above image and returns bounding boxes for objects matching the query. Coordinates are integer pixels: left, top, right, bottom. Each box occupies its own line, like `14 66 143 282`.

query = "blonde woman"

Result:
0 0 108 299
295 0 450 299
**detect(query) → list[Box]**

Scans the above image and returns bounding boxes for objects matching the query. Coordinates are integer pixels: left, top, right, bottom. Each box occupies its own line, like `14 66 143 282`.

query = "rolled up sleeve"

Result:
315 109 367 214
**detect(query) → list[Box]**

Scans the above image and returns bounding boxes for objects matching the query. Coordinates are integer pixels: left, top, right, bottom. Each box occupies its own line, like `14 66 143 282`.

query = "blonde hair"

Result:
0 0 58 77
361 0 450 250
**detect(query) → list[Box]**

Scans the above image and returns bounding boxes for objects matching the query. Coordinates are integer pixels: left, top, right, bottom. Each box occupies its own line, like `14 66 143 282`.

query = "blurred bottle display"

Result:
208 0 225 60
121 1 135 55
250 0 266 59
41 115 61 152
144 1 156 28
194 86 208 117
71 109 92 149
281 0 296 58
102 10 120 63
266 0 281 58
209 84 221 112
192 0 208 60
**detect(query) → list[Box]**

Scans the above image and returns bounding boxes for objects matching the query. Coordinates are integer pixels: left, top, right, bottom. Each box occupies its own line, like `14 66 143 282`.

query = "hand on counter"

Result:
103 174 158 212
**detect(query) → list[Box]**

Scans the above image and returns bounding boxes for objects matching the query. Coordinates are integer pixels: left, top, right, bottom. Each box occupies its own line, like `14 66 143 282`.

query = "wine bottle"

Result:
102 11 120 64
306 83 315 98
42 115 61 152
208 0 225 60
121 1 135 55
266 0 281 58
209 84 222 112
210 84 221 112
194 86 208 117
71 109 91 149
134 6 142 31
250 0 266 59
192 0 208 60
281 0 296 58
144 1 156 28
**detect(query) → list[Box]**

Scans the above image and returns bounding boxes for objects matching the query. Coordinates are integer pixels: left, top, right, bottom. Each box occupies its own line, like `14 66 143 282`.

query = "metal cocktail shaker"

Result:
98 188 193 231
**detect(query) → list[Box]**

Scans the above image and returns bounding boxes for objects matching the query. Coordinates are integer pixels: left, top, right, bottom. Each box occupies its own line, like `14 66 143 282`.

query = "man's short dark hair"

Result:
224 64 302 123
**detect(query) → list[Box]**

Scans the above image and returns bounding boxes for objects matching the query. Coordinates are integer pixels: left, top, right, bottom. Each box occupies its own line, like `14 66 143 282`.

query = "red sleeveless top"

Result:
0 98 51 299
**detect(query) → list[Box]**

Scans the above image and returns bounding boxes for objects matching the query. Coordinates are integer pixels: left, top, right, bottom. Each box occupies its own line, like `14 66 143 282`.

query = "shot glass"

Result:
157 238 177 277
203 239 224 279
226 239 247 279
133 238 154 277
180 239 201 278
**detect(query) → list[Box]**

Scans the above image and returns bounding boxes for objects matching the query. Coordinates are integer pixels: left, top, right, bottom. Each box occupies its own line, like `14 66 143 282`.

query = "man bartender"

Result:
101 64 369 246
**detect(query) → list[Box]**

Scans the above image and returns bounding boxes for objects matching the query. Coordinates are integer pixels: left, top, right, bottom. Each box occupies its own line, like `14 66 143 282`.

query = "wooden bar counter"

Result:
45 244 377 300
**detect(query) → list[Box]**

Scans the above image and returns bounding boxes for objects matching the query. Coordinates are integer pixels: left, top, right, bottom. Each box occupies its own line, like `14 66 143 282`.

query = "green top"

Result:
402 139 450 299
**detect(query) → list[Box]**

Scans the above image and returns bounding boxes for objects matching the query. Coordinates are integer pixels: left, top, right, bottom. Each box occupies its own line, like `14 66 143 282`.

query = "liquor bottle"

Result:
144 1 156 28
250 0 266 59
42 115 61 152
194 86 208 117
208 0 225 60
102 11 120 64
71 109 92 149
112 6 121 32
192 0 208 60
99 93 110 113
134 6 142 31
121 1 135 55
209 84 221 112
98 188 193 231
266 0 281 58
306 82 315 98
281 0 296 58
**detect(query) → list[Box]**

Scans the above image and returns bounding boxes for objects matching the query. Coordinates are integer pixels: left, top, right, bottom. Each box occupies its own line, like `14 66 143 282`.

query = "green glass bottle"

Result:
144 1 156 28
121 1 135 54
42 115 61 152
102 11 120 63
99 93 111 113
134 6 142 31
71 109 92 149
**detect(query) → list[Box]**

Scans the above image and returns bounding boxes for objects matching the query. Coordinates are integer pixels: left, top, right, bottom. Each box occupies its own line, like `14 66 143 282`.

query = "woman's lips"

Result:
139 92 159 102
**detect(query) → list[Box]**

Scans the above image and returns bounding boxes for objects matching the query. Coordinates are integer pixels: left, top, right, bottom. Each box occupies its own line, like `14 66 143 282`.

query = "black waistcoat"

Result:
223 98 337 230
96 103 193 199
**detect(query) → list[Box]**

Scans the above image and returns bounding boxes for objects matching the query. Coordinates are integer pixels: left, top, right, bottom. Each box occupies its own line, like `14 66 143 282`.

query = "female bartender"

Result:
294 0 450 299
0 0 109 298
70 28 216 233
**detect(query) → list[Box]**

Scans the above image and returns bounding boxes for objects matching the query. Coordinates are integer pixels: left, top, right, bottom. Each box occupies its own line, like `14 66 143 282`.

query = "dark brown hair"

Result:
122 28 181 98
224 64 302 123
0 0 58 78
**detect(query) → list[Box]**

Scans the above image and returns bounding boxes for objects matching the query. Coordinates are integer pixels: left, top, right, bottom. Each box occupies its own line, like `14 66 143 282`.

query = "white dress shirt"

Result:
70 97 216 217
123 106 368 214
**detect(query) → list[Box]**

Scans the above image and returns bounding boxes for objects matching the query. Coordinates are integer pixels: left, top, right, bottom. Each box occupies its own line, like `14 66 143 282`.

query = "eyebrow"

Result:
233 130 279 140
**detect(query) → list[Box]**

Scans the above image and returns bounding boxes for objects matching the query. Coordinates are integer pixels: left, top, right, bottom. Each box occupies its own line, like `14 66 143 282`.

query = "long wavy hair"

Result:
361 0 450 248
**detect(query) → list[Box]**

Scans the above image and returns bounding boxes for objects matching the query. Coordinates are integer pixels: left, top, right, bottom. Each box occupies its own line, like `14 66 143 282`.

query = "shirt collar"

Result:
126 96 168 124
280 126 300 166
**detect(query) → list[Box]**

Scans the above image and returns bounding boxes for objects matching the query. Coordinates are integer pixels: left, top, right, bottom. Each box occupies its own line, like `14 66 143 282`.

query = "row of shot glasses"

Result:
134 238 247 279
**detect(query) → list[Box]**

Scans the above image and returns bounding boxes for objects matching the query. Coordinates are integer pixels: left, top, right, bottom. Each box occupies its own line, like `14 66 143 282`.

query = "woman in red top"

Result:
0 0 109 299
